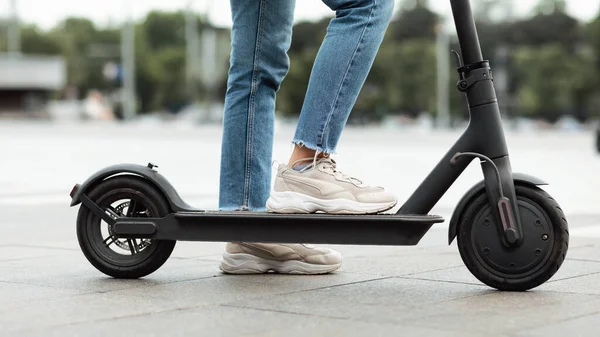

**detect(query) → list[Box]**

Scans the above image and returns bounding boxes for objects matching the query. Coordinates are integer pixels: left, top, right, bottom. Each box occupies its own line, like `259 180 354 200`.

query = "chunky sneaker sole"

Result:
219 252 342 275
267 190 397 214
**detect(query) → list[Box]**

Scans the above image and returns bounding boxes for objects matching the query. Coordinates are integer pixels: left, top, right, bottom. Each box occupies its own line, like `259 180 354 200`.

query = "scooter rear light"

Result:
70 184 80 197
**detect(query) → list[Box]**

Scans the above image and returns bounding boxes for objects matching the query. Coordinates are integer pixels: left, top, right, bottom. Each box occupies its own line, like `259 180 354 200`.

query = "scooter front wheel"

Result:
457 184 569 291
76 176 176 279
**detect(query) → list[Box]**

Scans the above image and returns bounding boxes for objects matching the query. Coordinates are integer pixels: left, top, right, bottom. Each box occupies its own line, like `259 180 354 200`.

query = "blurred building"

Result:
0 53 66 116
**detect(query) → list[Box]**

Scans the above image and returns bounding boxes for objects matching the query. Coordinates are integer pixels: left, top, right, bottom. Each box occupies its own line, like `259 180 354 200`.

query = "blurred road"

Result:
1 120 600 336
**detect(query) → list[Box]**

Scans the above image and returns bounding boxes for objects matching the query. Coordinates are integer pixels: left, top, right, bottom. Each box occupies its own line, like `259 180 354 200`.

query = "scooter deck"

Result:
111 211 445 246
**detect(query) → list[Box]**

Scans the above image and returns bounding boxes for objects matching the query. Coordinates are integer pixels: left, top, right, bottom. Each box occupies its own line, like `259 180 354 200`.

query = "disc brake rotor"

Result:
107 201 153 252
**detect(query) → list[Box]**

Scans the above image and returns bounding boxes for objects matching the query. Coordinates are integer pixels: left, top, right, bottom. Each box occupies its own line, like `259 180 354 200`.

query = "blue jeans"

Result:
219 0 394 211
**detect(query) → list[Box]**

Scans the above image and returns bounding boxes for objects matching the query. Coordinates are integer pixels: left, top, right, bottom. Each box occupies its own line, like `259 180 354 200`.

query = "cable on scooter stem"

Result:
450 152 504 198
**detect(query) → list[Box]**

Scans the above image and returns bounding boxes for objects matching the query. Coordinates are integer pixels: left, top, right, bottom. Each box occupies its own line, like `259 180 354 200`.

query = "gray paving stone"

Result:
402 291 600 335
0 281 85 303
13 305 497 337
227 277 488 325
243 324 493 337
339 249 464 277
170 241 227 258
565 244 600 262
0 245 72 262
514 312 600 337
4 240 227 260
0 251 222 293
539 271 600 295
402 258 600 287
328 239 456 258
0 271 377 332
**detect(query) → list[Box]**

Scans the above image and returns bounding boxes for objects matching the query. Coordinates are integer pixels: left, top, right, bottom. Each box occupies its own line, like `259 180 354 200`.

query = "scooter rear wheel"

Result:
457 184 569 291
76 176 176 279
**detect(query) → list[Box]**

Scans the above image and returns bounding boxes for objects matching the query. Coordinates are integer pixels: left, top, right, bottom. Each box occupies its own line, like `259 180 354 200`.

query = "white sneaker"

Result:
219 242 342 275
266 158 397 214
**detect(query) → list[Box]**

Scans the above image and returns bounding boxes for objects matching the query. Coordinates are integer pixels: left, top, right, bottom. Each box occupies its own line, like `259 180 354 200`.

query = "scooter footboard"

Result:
112 212 445 246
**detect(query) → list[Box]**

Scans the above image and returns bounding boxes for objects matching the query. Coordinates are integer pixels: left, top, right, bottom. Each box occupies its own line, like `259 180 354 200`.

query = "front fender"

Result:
447 173 547 245
69 163 196 212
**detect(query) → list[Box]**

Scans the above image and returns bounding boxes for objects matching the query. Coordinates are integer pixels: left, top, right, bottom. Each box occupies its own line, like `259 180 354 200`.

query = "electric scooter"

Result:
69 0 569 291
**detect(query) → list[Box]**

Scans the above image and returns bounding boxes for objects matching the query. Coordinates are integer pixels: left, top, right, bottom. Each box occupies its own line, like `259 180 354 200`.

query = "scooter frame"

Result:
70 0 549 249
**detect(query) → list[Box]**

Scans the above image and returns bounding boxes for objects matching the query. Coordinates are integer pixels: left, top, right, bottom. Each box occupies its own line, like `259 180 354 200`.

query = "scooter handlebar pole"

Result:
449 0 484 65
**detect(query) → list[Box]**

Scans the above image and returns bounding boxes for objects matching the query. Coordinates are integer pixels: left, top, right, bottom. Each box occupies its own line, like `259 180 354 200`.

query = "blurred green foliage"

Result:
1 0 600 122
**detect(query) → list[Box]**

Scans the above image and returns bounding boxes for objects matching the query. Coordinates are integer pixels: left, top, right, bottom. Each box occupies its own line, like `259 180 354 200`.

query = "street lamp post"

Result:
121 0 136 120
200 1 217 122
7 0 21 57
436 22 451 128
185 0 201 104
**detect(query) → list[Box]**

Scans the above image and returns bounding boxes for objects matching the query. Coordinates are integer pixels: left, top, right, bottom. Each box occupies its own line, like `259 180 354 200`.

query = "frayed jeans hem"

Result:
291 140 336 156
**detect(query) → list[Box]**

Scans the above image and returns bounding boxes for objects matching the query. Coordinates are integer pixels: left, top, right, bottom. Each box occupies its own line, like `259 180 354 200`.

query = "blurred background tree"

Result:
1 0 600 123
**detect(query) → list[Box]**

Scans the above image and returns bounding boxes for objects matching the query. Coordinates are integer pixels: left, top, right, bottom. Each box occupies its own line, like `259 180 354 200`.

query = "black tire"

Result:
76 175 176 279
457 184 569 291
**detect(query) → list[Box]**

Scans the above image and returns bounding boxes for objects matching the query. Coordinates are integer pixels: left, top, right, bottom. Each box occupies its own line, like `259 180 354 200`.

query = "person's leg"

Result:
290 0 395 162
219 0 295 212
219 0 343 275
268 0 398 214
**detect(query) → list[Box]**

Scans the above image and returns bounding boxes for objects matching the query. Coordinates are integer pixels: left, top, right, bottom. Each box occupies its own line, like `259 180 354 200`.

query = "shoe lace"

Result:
318 159 363 185
290 157 363 185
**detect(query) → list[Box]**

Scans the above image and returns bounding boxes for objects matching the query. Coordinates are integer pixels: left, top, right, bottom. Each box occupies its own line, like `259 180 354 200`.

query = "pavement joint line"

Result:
3 244 79 252
395 275 487 288
547 270 600 283
566 258 600 263
390 290 600 334
234 289 506 335
1 276 226 313
1 246 225 261
218 302 491 333
262 275 398 297
570 244 599 249
0 279 95 295
15 299 382 334
405 320 513 336
0 279 35 285
91 274 225 290
13 278 399 334
110 268 388 290
347 251 459 259
337 265 466 279
535 289 600 298
333 270 386 277
0 274 225 303
11 302 227 334
219 303 351 321
394 265 465 277
0 255 70 263
510 308 600 335
165 256 222 261
195 258 223 263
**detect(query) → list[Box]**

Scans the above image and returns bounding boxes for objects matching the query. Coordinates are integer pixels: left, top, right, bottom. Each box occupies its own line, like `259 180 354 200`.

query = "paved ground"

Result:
1 120 600 336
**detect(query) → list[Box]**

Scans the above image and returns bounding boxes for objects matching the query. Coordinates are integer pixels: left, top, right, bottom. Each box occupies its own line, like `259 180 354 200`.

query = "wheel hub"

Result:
107 201 152 252
471 199 554 277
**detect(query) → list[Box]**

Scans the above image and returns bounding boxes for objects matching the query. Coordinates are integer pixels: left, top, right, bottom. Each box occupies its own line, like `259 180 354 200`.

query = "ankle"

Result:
288 145 328 167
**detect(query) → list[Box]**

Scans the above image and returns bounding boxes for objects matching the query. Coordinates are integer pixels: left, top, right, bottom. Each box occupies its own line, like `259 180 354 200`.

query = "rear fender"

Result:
69 163 196 212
